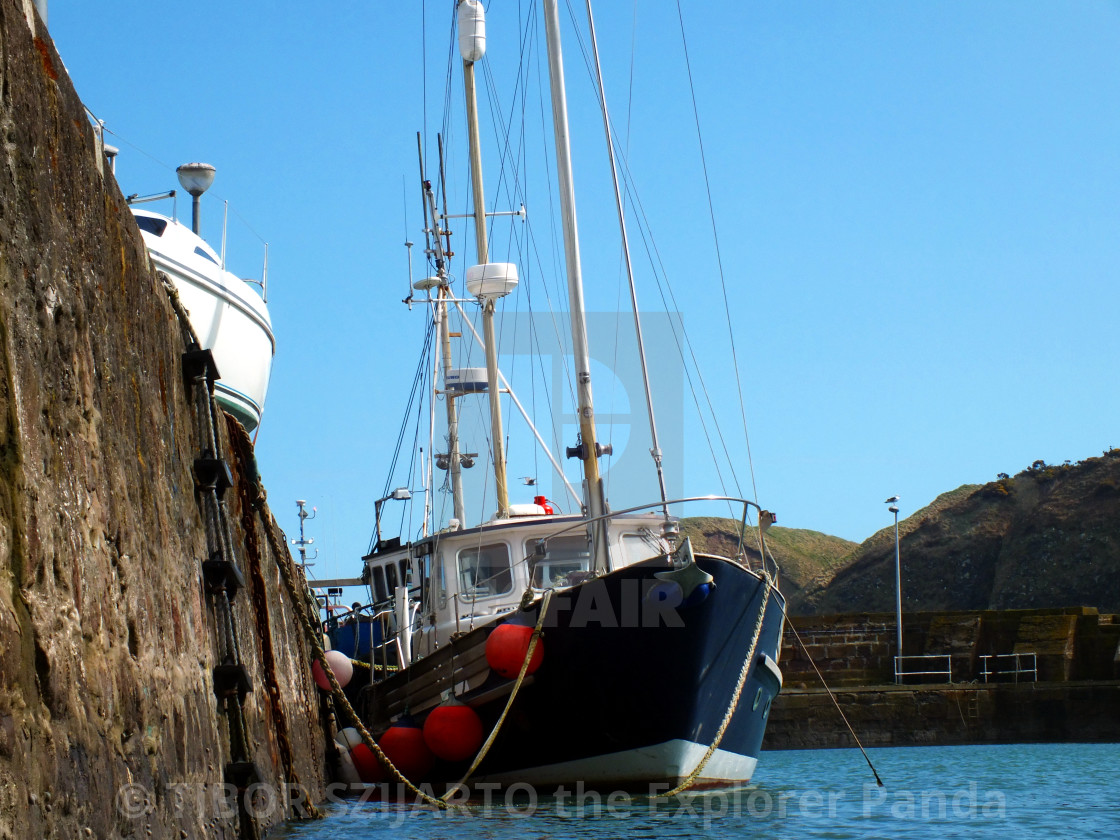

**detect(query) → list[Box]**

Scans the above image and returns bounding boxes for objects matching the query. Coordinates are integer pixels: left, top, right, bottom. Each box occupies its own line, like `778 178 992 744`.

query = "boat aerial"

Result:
328 0 786 795
128 162 274 433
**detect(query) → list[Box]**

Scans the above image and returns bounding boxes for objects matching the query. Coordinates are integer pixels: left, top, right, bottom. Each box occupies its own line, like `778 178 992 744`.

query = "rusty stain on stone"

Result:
32 37 58 81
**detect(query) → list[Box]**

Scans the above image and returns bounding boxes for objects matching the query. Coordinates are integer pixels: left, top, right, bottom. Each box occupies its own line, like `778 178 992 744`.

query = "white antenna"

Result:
291 500 318 568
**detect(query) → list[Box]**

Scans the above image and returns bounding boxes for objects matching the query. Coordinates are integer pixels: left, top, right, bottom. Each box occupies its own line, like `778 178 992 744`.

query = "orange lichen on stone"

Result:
33 37 58 81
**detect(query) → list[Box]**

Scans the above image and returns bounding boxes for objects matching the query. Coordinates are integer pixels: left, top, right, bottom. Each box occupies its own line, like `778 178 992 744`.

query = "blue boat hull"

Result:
360 555 785 791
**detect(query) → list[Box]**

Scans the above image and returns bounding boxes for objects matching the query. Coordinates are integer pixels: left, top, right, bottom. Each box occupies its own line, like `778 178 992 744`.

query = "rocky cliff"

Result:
1 4 325 837
681 450 1120 617
809 452 1120 615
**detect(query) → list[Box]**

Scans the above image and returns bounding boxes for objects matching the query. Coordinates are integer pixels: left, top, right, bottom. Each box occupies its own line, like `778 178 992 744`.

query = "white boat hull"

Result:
471 739 759 791
133 210 274 431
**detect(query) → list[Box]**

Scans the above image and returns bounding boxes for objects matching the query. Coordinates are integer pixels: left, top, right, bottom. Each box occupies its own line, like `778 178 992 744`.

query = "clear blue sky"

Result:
48 2 1120 583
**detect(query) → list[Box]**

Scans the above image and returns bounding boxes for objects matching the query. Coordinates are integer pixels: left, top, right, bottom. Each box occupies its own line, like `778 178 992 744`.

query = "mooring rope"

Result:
777 603 885 788
261 510 452 808
442 589 554 798
661 571 773 797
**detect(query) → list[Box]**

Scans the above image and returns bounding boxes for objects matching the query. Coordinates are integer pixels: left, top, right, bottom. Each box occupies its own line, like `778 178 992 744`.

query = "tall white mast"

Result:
542 0 610 571
458 0 511 519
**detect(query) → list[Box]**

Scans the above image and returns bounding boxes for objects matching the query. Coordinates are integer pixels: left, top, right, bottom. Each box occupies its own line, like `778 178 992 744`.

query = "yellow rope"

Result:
661 571 773 797
265 514 551 806
262 511 451 808
442 590 554 800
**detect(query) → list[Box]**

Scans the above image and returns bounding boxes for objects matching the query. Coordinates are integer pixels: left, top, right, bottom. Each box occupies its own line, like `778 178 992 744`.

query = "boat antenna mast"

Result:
417 132 467 526
291 500 317 569
542 0 612 571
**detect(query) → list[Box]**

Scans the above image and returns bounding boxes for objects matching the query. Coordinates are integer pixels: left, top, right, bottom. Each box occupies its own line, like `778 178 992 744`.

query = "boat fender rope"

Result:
228 418 322 819
441 589 554 799
262 510 451 809
157 270 200 348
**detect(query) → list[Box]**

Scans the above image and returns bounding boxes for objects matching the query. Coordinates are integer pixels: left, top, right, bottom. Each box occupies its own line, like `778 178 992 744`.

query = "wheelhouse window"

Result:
134 215 168 236
457 543 513 600
370 566 388 604
527 535 591 588
194 246 218 264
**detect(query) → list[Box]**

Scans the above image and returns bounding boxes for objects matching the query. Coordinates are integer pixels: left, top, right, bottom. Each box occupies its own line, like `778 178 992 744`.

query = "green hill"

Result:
679 517 856 614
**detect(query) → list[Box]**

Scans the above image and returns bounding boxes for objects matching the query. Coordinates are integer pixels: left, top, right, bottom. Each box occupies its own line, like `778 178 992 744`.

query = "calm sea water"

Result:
270 743 1118 839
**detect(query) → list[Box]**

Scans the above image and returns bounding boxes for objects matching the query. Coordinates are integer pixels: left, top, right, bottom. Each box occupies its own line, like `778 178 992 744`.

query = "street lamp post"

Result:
886 496 902 683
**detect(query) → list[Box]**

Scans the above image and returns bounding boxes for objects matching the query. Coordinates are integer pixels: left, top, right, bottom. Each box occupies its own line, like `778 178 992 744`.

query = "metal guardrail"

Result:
894 654 953 683
979 652 1038 683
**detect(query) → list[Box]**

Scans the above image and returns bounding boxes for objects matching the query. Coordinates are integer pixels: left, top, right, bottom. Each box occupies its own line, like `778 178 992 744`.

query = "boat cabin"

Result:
362 511 674 662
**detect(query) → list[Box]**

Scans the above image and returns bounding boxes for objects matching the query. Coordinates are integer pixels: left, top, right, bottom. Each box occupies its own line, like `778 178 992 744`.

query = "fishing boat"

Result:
336 0 787 793
129 162 274 432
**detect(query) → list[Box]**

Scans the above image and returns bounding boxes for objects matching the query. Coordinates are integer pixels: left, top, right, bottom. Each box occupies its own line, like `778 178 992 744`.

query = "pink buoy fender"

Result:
312 649 354 691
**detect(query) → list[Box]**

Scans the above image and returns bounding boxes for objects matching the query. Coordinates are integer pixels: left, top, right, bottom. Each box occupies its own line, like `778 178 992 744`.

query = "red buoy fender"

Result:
350 743 383 784
423 698 484 762
485 622 544 679
379 718 434 781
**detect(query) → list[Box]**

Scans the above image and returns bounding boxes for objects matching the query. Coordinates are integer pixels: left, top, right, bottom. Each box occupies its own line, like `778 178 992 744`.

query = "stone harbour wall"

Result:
767 608 1120 749
780 607 1120 688
765 682 1120 750
0 3 326 837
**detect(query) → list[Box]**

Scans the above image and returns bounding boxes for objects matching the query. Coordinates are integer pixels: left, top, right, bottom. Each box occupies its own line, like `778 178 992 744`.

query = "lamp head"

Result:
176 162 216 197
888 505 899 514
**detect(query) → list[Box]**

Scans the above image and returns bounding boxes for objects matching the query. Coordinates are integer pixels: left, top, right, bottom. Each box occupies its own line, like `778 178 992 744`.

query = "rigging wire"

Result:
472 1 578 483
673 0 760 503
557 0 745 508
372 319 436 551
614 149 745 499
582 0 670 514
435 0 756 520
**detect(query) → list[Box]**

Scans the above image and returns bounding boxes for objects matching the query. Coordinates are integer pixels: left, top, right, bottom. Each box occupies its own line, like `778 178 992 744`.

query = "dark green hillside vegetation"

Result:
807 451 1120 614
679 518 856 614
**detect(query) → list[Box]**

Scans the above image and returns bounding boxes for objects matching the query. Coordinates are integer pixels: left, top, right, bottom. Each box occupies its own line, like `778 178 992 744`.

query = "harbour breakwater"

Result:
765 607 1120 749
0 4 326 837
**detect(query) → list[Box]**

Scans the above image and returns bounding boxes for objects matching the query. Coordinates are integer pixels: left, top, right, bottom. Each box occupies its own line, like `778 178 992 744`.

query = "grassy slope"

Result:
679 517 857 613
